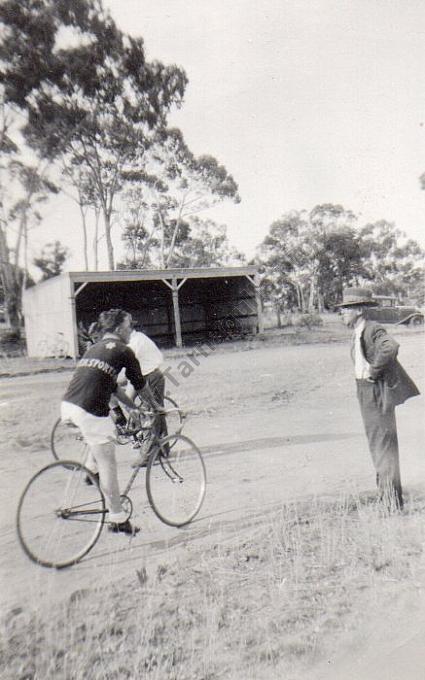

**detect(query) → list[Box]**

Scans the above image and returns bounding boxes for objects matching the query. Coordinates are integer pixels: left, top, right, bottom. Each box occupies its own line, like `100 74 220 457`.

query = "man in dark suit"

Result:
338 287 420 510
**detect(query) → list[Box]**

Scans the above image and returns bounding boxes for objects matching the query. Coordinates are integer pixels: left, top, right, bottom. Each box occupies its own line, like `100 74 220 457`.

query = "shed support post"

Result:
254 273 264 334
171 277 182 347
68 278 79 361
71 281 90 360
161 277 186 348
245 274 264 335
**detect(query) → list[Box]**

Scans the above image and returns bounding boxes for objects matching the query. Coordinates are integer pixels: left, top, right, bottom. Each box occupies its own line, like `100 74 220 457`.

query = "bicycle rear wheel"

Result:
17 460 105 569
51 418 88 462
146 434 206 527
163 395 184 436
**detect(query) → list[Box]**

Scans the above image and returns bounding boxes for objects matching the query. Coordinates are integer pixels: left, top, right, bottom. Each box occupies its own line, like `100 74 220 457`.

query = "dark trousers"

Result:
146 369 167 438
356 380 403 508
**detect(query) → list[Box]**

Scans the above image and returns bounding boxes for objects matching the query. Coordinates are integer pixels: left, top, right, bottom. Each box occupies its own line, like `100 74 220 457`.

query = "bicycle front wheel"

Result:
51 418 88 462
146 434 206 527
17 461 105 569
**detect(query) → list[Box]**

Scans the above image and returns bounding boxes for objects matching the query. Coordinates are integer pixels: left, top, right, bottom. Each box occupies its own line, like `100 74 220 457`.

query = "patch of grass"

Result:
2 493 424 679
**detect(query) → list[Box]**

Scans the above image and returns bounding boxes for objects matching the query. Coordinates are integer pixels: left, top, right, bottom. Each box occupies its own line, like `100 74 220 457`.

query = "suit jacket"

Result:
359 320 420 412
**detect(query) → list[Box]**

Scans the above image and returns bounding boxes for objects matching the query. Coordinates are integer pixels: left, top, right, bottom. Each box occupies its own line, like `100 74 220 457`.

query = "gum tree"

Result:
0 137 57 332
0 0 188 268
258 205 363 314
144 128 241 268
358 220 425 300
119 214 245 269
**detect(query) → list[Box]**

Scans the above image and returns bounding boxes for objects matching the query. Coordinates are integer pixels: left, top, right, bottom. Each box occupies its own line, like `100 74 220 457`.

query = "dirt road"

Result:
1 331 424 677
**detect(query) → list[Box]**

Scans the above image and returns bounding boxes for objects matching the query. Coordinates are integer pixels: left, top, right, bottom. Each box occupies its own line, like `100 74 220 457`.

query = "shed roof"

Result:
29 266 259 292
66 265 258 285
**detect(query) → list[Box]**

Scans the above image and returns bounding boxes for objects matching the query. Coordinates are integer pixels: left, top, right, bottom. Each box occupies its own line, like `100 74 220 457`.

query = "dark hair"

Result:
97 309 130 333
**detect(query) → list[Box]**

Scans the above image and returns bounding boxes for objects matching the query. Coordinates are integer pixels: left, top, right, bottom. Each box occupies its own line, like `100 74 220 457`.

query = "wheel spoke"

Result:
51 418 88 462
146 434 206 527
163 396 184 437
17 461 105 568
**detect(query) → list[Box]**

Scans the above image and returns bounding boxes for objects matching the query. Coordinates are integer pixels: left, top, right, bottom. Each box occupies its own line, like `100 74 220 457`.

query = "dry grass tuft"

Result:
2 492 425 680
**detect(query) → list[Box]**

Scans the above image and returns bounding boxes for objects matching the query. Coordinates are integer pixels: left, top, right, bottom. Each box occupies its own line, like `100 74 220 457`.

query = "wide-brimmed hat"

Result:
336 287 375 307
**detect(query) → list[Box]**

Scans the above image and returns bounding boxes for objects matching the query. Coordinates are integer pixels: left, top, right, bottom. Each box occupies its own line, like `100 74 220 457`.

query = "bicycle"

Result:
50 395 184 461
16 403 206 569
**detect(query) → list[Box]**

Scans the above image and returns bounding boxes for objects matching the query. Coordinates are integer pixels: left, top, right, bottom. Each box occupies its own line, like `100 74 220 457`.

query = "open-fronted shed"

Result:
22 266 263 358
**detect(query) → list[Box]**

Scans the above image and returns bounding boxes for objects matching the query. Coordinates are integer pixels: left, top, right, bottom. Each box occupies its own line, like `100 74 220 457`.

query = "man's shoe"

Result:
85 472 100 486
108 520 140 535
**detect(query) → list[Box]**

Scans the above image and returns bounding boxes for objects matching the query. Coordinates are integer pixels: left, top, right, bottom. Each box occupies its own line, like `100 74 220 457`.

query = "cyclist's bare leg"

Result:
90 442 127 523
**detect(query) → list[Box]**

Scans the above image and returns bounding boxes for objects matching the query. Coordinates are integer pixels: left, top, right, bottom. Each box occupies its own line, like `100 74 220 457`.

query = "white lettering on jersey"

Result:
78 357 117 377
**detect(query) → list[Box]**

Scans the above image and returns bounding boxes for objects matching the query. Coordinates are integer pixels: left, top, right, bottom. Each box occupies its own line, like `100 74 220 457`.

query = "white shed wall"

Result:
22 275 75 358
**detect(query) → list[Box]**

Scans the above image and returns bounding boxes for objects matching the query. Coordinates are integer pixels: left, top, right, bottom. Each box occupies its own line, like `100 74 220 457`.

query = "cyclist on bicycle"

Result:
61 308 155 535
115 323 168 459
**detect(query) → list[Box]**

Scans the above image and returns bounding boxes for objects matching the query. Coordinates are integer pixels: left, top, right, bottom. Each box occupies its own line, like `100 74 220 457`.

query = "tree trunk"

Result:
158 211 166 268
165 196 186 268
22 219 28 291
275 305 282 328
294 283 302 311
0 224 21 334
308 276 316 312
299 285 306 313
131 239 137 267
166 214 181 267
93 206 100 271
140 221 158 268
5 286 21 332
78 203 89 270
103 211 115 269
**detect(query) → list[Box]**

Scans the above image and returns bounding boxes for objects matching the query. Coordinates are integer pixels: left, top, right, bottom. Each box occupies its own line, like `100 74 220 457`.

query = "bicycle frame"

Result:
58 505 106 520
120 417 164 496
120 404 186 497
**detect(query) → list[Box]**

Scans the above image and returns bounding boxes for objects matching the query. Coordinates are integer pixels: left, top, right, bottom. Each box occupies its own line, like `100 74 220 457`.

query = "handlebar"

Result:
122 405 186 437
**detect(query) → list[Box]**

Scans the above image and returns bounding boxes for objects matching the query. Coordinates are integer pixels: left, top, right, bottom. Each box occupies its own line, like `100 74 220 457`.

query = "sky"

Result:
30 0 425 272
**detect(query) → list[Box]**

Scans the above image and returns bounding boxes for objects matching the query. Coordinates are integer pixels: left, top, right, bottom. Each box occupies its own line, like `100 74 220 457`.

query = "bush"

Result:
1 328 21 343
0 328 26 356
292 313 323 329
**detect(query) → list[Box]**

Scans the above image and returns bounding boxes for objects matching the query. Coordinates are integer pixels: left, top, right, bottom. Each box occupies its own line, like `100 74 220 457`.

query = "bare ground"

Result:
1 323 424 678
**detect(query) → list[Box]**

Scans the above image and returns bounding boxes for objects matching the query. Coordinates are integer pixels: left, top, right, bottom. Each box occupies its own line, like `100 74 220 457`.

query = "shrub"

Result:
1 329 21 343
0 329 26 356
292 313 323 329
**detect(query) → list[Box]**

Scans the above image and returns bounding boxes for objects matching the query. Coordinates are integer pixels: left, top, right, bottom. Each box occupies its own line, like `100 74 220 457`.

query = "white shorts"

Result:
61 401 116 447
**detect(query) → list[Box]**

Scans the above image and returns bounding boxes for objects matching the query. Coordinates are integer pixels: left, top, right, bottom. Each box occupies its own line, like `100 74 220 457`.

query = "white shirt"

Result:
128 330 164 376
353 319 371 379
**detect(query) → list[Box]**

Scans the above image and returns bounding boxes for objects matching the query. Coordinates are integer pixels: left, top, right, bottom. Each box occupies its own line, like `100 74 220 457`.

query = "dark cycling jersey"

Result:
63 337 145 417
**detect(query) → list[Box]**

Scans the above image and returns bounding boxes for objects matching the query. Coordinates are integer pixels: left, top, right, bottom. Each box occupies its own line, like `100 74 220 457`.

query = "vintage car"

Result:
365 295 424 326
